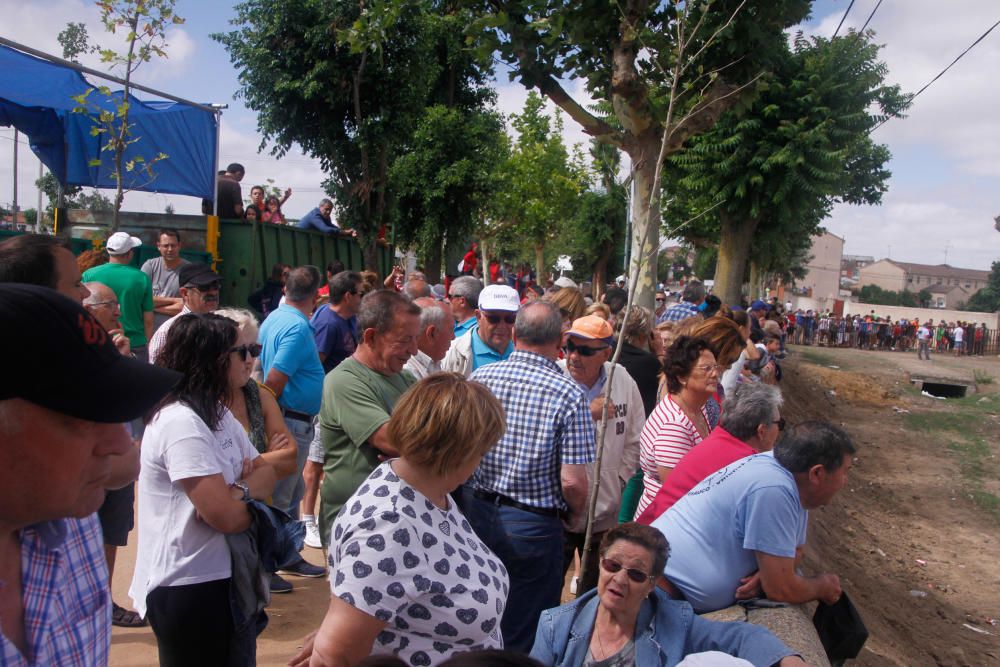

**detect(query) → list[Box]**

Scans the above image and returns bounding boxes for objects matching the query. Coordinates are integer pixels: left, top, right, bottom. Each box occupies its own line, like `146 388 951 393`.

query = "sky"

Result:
1 0 999 271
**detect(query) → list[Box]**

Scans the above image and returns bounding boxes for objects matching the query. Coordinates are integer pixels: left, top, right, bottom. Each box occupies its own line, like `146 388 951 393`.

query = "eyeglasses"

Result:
773 417 786 431
230 343 262 360
600 558 653 583
694 363 722 375
484 313 516 325
563 340 609 357
86 300 118 308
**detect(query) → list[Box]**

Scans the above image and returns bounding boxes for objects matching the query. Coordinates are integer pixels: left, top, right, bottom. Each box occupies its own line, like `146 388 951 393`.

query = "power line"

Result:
859 0 884 32
832 0 856 38
871 16 1000 133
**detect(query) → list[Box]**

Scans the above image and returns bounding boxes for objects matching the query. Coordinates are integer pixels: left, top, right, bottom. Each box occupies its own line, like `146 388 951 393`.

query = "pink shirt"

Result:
636 426 755 524
634 395 706 518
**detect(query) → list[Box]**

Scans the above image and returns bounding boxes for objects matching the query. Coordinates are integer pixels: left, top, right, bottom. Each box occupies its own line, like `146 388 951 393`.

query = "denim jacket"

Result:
530 588 795 667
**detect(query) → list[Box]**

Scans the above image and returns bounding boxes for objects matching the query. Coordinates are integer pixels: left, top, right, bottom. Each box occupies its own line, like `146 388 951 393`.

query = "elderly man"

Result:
637 383 784 524
259 266 327 584
140 228 189 330
147 262 222 363
0 233 90 303
461 301 595 652
653 421 854 613
402 276 431 300
557 315 644 594
317 290 420 546
82 231 154 361
448 275 482 336
83 282 148 627
297 198 357 236
0 283 179 663
661 280 705 322
404 297 454 379
442 284 519 377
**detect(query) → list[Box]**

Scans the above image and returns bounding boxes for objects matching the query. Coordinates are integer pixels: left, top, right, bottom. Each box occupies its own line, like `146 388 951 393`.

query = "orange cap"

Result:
567 315 614 343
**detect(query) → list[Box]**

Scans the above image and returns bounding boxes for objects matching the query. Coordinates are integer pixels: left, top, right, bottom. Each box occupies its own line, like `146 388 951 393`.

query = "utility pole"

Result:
943 240 950 265
36 162 43 231
12 129 18 226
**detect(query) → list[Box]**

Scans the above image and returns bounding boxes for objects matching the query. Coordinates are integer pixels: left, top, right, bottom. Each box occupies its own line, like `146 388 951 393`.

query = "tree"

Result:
164 203 175 215
58 22 95 62
668 32 907 304
466 0 811 306
965 261 1000 312
69 2 183 230
35 172 114 218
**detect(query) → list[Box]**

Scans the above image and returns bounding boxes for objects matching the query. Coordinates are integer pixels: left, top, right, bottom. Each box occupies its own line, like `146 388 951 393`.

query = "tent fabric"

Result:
0 44 217 200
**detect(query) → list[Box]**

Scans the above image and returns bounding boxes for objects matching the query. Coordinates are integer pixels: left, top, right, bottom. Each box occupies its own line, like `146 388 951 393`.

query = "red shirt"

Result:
635 426 756 524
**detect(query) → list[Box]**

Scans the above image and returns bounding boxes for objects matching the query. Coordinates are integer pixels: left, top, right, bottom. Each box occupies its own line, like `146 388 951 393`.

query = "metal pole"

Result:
12 129 18 225
36 161 43 231
213 111 222 217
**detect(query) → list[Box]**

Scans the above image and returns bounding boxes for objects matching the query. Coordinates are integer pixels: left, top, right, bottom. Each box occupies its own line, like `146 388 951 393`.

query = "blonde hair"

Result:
544 287 586 323
585 302 611 320
389 373 505 477
215 307 260 342
689 316 744 367
618 305 653 347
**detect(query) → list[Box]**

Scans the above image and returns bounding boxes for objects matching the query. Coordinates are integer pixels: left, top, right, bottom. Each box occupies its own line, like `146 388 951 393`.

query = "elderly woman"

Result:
688 317 746 430
634 336 719 519
290 373 510 667
531 523 803 667
130 314 276 666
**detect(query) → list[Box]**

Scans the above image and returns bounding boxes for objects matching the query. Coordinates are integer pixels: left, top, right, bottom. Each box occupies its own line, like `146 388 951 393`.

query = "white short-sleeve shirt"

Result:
329 461 509 666
129 403 258 616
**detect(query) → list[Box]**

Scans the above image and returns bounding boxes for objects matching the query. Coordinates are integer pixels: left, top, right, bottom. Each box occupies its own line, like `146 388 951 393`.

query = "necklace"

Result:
674 393 708 436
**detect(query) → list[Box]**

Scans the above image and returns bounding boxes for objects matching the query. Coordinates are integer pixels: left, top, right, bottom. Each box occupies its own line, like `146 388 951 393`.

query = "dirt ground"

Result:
109 345 1000 666
780 344 1000 666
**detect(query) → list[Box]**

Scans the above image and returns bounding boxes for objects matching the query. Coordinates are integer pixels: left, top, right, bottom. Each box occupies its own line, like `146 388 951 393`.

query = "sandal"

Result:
112 602 147 628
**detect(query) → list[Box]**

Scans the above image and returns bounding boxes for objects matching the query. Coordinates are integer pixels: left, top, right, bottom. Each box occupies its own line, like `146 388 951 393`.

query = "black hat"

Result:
0 284 180 423
179 262 222 288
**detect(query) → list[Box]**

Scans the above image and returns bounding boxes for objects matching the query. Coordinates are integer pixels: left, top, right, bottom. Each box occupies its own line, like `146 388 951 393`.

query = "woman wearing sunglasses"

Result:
530 523 802 666
130 313 277 665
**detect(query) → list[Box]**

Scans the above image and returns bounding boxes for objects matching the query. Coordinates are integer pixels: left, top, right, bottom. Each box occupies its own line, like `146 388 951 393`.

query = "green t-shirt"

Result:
318 357 415 544
82 262 154 346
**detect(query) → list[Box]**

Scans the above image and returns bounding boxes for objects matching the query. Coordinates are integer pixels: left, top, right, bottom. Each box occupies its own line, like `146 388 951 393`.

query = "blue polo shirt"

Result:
470 324 513 371
454 315 476 338
259 303 324 415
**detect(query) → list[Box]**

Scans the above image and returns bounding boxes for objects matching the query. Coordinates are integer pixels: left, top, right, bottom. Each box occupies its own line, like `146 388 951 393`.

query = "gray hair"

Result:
284 265 321 302
515 301 563 346
319 198 333 208
720 383 783 441
215 307 260 341
682 280 705 304
775 421 856 473
450 276 482 309
358 289 421 334
403 279 431 300
82 282 115 306
415 297 450 330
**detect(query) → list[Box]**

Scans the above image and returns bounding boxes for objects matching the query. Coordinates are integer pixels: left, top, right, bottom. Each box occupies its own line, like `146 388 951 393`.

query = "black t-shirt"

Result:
618 343 662 418
215 176 242 219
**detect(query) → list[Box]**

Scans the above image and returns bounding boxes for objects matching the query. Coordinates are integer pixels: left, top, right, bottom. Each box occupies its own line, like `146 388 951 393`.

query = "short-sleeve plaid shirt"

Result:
0 514 110 666
469 350 595 511
659 301 700 323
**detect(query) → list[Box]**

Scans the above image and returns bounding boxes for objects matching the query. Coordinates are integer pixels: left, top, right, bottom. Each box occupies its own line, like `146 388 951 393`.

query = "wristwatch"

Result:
232 481 251 502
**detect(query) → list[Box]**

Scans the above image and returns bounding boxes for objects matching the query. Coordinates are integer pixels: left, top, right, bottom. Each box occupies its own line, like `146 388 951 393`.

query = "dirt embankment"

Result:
781 353 1000 666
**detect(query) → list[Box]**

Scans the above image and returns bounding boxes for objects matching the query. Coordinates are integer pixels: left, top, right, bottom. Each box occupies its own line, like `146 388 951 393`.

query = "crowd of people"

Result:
1 229 863 667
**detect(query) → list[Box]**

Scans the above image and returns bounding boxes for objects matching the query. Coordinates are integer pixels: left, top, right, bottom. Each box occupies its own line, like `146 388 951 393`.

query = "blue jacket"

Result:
530 588 795 667
297 207 340 234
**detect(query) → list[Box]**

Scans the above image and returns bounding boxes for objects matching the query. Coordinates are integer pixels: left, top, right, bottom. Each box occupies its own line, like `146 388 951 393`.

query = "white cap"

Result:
106 232 142 255
478 285 520 312
615 274 626 285
554 276 578 289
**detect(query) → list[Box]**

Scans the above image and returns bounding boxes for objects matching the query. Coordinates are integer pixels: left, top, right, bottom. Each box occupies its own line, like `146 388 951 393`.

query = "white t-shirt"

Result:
129 402 258 616
330 461 508 666
953 327 964 343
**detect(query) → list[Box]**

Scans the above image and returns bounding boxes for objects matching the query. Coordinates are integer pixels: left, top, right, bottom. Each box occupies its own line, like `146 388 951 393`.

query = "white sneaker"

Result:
303 517 322 549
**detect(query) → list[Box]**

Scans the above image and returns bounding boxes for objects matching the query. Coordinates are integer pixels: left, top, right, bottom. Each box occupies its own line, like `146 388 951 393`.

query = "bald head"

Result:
514 301 563 359
403 278 431 300
82 281 120 332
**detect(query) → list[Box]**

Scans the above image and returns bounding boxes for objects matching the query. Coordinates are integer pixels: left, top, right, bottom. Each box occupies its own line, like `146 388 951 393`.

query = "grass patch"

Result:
904 411 968 433
974 369 994 385
947 437 1000 521
798 349 837 367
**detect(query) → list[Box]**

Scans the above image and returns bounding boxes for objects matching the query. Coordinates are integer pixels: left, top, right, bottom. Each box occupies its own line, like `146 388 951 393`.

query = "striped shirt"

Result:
1 514 110 666
634 395 707 518
469 350 595 511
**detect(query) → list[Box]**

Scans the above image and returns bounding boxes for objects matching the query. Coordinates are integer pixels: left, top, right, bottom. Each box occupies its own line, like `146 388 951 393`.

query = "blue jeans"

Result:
271 416 313 519
460 486 564 654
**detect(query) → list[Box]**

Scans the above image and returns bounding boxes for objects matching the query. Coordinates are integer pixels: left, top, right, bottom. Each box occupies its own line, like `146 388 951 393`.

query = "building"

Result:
858 259 990 295
798 231 844 304
841 254 874 281
925 283 970 309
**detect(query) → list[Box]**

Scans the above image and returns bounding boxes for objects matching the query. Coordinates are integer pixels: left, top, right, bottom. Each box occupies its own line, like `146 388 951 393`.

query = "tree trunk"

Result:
363 238 379 274
534 243 546 286
625 133 661 309
424 239 443 284
714 212 758 306
748 261 762 302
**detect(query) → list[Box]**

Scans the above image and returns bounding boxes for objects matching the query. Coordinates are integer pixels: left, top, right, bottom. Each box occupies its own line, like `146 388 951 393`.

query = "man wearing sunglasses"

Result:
635 383 784 524
557 316 644 595
447 275 482 337
442 284 519 378
148 263 223 364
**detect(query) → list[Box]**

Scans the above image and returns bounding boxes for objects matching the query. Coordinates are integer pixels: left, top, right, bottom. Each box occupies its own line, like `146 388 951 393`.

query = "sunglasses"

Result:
773 417 786 431
563 340 609 357
484 313 517 325
600 558 653 583
230 343 263 360
655 298 665 303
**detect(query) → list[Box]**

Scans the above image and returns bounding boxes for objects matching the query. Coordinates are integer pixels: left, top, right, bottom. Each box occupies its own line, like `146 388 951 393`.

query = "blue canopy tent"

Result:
0 40 218 200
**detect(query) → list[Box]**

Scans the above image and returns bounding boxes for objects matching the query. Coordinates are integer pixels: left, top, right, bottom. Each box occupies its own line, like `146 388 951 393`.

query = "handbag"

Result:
812 591 868 661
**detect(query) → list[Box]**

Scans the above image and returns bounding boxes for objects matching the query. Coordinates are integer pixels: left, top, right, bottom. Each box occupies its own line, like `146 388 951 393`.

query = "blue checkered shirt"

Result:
0 514 110 666
469 350 595 511
659 301 700 323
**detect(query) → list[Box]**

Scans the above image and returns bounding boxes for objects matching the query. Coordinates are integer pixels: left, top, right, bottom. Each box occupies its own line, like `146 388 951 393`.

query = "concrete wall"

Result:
842 301 999 328
800 232 844 302
859 259 906 292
